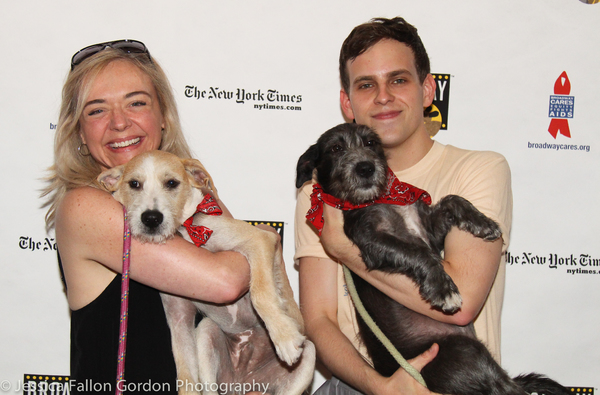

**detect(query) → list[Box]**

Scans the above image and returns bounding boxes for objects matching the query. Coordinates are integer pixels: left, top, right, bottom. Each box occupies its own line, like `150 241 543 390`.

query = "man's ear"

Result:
97 166 125 192
422 74 436 108
340 89 355 121
182 158 219 199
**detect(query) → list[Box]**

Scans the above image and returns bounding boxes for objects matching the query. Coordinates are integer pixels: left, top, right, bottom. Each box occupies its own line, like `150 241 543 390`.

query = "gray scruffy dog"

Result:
296 123 569 395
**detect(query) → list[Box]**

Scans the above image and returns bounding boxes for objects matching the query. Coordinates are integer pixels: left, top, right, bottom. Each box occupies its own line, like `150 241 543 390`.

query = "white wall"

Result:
1 0 598 392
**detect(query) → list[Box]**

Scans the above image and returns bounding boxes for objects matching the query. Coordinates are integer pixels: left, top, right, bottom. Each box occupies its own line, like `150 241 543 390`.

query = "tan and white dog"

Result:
98 150 315 395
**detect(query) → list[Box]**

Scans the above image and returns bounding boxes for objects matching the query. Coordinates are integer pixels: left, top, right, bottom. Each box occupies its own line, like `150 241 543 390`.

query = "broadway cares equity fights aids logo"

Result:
548 71 574 139
527 71 591 153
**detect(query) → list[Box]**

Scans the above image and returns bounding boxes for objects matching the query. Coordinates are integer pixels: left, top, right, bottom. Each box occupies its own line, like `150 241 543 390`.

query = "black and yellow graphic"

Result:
426 74 451 137
567 387 595 394
22 374 70 393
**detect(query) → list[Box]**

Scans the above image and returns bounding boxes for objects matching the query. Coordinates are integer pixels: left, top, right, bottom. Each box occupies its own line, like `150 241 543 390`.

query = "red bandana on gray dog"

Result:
307 168 432 234
182 194 223 247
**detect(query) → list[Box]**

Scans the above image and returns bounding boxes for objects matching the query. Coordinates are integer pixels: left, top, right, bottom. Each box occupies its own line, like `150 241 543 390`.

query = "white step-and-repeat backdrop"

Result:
1 0 598 393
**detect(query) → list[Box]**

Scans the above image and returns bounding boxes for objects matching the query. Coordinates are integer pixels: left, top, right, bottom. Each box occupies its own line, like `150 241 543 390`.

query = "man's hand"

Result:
375 343 441 395
320 203 354 259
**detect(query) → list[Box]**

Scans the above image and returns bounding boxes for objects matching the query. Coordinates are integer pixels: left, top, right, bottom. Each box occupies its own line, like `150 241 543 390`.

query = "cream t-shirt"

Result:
294 141 513 363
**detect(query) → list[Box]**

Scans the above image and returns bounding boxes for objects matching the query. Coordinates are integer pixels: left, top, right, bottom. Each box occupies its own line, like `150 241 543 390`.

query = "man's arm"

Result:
319 204 503 326
299 256 441 395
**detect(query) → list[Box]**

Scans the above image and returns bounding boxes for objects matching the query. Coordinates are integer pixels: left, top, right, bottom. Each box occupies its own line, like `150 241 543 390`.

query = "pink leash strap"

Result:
116 206 131 394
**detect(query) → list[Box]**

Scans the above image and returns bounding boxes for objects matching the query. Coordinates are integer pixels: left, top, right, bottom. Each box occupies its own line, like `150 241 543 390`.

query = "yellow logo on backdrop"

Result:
426 74 451 137
566 388 595 394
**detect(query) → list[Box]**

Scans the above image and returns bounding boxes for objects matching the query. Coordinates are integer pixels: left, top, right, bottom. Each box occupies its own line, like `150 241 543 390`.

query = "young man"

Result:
295 17 513 395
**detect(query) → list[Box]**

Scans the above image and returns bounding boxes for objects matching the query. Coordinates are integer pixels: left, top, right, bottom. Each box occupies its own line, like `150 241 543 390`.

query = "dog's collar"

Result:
307 168 432 234
182 194 223 247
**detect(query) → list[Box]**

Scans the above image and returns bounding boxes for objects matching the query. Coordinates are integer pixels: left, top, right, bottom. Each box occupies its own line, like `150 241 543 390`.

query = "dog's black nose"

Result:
355 161 375 178
141 210 164 229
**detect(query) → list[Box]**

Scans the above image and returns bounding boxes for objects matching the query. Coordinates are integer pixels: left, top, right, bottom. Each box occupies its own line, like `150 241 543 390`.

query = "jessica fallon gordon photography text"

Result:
14 379 270 394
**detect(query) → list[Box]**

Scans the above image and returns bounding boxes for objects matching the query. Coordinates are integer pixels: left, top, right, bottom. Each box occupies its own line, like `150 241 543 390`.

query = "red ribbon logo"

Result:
548 71 573 139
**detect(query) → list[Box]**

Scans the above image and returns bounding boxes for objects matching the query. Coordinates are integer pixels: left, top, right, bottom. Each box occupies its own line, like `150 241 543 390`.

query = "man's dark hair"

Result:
339 17 431 93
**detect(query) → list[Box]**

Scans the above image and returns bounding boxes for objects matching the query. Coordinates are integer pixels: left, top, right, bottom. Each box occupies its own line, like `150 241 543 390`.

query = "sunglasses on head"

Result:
70 39 152 71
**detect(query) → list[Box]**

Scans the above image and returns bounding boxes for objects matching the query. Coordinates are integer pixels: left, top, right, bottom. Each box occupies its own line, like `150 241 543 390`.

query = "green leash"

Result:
343 266 428 388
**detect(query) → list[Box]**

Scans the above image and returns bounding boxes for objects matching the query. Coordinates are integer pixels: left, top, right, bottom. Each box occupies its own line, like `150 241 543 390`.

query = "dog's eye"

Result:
165 179 180 189
365 140 376 147
128 180 141 190
330 144 343 153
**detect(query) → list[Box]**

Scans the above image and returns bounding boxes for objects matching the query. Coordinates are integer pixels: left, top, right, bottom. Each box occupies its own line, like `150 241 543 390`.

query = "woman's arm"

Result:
56 186 250 310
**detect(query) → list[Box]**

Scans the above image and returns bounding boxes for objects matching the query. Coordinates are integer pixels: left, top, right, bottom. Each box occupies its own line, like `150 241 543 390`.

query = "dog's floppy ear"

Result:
181 158 219 199
97 165 125 192
296 144 319 188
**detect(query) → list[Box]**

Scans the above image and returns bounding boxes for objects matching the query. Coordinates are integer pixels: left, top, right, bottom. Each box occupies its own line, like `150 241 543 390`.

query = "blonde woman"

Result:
43 40 252 394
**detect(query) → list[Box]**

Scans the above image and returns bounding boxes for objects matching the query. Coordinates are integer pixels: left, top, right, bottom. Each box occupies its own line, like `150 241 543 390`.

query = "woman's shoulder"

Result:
57 186 124 310
57 186 122 230
62 186 118 208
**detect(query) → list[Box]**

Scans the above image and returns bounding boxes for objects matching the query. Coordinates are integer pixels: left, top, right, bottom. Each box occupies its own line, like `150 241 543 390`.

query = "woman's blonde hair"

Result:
42 47 193 230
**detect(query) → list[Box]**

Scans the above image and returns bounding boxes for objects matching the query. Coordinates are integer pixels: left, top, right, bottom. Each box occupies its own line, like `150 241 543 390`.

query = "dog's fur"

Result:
99 150 315 395
296 123 569 395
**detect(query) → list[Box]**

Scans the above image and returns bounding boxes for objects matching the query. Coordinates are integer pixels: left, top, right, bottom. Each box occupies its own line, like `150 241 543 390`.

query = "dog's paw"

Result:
459 214 502 242
420 269 463 314
268 319 306 365
481 221 502 241
470 221 502 242
425 285 462 313
437 291 463 314
274 333 306 366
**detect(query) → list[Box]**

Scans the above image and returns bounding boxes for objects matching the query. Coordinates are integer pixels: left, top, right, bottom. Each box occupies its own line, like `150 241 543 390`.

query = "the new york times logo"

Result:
506 251 600 275
19 236 57 252
184 86 302 107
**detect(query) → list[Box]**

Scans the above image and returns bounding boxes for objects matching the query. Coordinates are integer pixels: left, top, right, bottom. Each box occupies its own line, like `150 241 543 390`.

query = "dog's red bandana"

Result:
182 194 223 247
307 168 432 234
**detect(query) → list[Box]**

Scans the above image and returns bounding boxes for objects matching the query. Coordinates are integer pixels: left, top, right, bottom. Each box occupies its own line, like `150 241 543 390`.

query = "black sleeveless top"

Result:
64 259 177 394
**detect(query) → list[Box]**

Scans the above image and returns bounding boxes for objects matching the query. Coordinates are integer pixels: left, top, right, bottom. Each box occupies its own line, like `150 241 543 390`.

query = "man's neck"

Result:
385 130 434 172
